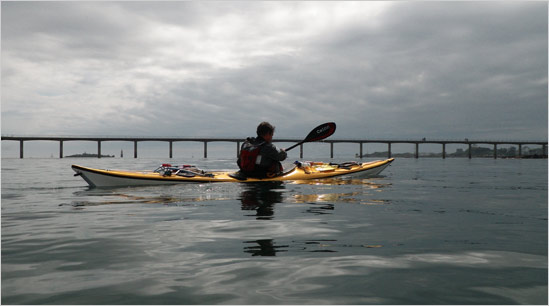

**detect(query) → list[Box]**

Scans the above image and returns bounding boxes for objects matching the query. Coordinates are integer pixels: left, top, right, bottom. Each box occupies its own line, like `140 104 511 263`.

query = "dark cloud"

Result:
1 1 547 142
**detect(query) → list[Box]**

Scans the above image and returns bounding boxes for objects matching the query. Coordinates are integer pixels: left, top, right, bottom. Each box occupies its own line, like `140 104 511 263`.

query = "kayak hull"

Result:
72 158 394 188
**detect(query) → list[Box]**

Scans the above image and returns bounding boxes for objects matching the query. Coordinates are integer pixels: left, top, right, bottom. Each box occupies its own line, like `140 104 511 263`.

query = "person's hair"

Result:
257 122 275 137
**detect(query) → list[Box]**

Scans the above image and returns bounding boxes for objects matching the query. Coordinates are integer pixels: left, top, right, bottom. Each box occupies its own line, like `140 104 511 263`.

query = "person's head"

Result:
257 122 275 141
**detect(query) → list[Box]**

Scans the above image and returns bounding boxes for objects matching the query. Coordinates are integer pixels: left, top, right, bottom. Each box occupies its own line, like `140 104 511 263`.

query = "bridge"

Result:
1 135 547 159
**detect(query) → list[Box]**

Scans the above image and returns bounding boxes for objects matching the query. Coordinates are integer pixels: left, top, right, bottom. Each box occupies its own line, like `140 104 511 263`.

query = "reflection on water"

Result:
243 239 347 256
67 187 232 208
292 178 391 206
305 203 334 215
66 193 183 208
299 239 338 253
239 183 284 220
67 177 391 211
243 239 289 256
293 194 390 206
291 177 391 187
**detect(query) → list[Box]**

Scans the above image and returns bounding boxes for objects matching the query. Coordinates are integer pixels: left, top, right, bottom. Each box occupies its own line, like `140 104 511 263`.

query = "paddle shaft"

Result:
285 140 306 152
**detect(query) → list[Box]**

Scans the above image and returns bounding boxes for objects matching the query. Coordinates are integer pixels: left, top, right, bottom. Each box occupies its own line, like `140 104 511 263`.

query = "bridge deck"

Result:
2 136 547 159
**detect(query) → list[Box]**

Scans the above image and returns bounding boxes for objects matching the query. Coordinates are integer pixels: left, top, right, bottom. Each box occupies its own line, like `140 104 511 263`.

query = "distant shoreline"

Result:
65 153 115 158
357 152 548 159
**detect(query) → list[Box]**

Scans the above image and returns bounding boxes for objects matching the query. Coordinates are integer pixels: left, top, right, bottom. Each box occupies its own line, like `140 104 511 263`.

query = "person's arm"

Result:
262 143 287 161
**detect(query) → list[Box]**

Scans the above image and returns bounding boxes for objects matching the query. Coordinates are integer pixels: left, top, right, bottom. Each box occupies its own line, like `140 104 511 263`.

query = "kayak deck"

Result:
72 158 394 188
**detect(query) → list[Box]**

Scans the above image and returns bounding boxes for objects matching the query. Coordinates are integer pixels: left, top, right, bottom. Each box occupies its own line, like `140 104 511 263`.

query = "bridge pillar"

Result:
388 143 391 158
494 144 497 159
97 141 102 158
134 141 138 158
543 144 547 157
330 142 334 158
415 143 419 159
237 141 240 158
204 141 208 158
300 144 303 159
359 142 363 158
518 144 522 158
442 143 446 159
19 140 24 159
468 143 472 159
169 141 173 159
59 140 63 158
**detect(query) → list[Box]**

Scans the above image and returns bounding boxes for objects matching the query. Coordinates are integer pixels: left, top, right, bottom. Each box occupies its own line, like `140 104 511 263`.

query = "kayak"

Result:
72 158 394 188
72 159 394 188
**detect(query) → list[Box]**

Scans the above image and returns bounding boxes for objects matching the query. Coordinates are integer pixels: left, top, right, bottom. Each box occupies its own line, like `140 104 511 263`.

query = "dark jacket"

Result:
238 136 287 177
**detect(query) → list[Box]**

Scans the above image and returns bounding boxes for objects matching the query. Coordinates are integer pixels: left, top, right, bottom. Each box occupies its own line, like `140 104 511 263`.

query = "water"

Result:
2 157 547 304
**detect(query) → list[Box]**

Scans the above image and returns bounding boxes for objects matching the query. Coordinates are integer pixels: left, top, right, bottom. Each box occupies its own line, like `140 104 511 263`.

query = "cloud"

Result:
1 1 547 141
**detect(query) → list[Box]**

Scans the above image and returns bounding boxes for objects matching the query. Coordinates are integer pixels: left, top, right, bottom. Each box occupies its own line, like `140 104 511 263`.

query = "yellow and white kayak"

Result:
72 158 394 188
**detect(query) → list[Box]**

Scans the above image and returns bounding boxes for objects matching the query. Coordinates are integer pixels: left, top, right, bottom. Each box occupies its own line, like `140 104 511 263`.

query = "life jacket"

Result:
238 139 265 172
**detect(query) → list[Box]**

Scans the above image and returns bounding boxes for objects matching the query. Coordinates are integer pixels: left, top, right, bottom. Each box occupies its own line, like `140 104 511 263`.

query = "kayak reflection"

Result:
239 182 284 220
291 178 391 205
290 177 390 186
243 239 289 256
68 192 183 208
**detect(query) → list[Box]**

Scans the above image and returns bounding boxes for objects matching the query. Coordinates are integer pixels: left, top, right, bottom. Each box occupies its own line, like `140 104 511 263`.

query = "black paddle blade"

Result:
285 122 336 151
304 122 336 142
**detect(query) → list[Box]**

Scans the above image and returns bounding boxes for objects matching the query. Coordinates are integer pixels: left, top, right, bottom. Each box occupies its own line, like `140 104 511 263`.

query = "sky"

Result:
1 1 548 146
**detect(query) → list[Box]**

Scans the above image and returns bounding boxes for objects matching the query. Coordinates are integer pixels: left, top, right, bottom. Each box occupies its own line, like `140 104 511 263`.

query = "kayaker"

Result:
237 122 287 178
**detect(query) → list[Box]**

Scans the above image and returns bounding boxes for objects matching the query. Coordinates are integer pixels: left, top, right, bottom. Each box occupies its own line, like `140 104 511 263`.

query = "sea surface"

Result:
1 157 547 304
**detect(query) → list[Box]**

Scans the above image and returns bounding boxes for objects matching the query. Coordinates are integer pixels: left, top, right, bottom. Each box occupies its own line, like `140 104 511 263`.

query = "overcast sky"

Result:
2 1 547 142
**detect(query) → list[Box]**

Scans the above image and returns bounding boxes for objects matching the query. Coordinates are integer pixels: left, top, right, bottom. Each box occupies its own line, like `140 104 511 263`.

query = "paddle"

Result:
285 122 336 152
